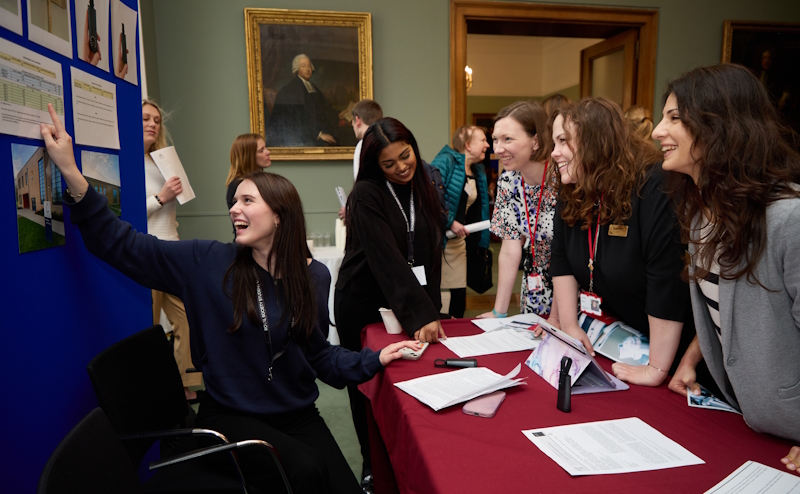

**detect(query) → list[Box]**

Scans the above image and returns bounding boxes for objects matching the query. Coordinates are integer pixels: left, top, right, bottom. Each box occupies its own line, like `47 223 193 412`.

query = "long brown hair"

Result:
552 98 662 229
347 118 442 249
226 133 264 186
494 101 550 162
223 172 317 343
663 64 800 283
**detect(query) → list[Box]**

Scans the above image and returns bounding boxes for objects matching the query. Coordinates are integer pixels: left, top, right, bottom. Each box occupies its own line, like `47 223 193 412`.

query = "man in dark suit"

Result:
266 54 338 147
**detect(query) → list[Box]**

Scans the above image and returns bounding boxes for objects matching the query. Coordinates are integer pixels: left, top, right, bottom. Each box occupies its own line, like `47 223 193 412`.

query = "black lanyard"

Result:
385 180 415 265
256 279 290 381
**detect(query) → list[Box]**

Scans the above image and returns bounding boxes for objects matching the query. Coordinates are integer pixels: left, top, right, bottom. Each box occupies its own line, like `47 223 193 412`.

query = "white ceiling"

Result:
466 34 604 97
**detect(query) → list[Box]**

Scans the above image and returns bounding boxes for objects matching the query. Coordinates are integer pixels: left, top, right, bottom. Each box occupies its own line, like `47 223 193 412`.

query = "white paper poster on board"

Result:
0 38 65 139
75 0 110 72
110 0 137 85
0 0 23 35
26 0 73 58
70 66 120 149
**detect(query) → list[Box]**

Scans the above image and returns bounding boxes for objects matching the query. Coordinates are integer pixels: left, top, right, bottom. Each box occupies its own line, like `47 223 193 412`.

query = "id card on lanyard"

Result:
520 163 548 293
580 193 604 317
386 180 427 286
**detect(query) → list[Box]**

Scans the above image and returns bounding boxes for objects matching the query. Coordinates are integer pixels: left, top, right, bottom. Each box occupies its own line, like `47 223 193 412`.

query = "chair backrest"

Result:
38 408 142 494
86 325 191 465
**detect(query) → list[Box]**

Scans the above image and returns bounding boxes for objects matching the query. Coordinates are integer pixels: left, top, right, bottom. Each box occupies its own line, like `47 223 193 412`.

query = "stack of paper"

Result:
688 385 741 414
394 363 525 411
441 328 539 358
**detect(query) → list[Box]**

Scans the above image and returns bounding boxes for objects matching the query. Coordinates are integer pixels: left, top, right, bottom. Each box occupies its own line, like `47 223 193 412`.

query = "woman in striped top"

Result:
653 63 800 475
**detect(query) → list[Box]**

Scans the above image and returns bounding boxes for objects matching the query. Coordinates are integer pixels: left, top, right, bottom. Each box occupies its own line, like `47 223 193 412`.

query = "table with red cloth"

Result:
358 319 794 494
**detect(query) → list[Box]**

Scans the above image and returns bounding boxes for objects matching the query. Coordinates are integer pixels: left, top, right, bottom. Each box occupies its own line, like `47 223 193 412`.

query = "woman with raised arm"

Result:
653 64 800 474
142 99 200 401
479 101 560 320
225 133 271 211
548 97 693 387
41 104 419 493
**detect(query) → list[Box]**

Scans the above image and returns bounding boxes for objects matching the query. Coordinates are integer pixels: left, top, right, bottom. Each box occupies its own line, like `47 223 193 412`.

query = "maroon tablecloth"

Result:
359 319 794 494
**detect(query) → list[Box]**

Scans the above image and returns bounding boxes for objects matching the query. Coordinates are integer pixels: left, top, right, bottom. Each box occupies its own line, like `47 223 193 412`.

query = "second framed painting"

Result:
245 8 373 160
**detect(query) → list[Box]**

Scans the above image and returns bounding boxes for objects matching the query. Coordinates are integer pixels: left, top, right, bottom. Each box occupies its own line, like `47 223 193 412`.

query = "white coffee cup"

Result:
378 308 403 334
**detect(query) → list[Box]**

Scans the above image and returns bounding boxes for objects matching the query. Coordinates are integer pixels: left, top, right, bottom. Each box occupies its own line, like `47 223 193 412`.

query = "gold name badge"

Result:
608 224 629 237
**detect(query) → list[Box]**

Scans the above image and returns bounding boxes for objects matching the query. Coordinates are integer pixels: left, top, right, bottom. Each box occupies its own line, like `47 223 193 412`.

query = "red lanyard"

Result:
587 192 604 293
521 161 548 257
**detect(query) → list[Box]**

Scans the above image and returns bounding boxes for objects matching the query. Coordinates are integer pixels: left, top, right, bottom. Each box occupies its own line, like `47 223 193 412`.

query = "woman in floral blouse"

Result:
480 101 559 319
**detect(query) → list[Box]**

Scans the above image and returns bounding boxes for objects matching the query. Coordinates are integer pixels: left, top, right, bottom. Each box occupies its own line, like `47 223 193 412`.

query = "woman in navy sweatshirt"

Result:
39 104 419 494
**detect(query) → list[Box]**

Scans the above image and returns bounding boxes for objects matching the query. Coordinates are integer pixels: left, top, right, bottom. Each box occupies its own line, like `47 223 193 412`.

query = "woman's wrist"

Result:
492 308 508 318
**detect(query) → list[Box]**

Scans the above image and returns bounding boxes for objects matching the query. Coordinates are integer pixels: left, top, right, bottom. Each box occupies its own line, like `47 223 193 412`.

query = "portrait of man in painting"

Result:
259 24 360 148
724 22 800 131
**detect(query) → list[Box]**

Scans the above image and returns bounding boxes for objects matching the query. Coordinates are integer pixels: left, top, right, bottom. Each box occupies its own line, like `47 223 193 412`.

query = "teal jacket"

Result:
429 145 490 249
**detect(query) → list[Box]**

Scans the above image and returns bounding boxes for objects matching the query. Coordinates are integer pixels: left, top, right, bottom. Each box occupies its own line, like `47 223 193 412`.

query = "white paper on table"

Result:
522 417 704 476
471 313 544 332
149 146 195 204
26 0 73 58
0 38 64 139
441 328 539 358
394 363 525 411
704 460 800 493
70 67 119 149
0 0 23 35
446 219 491 239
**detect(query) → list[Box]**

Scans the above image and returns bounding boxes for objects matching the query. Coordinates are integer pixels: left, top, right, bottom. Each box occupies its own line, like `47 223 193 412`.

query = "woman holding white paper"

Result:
480 101 560 320
142 99 200 401
430 124 491 318
653 64 800 472
42 103 419 492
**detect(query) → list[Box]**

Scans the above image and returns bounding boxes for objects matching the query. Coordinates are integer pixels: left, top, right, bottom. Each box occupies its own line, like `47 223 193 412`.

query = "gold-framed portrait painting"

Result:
245 8 373 160
722 21 800 131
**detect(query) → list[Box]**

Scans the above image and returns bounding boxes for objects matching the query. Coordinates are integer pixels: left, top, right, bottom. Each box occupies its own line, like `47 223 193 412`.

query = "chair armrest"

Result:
149 440 292 494
120 428 229 444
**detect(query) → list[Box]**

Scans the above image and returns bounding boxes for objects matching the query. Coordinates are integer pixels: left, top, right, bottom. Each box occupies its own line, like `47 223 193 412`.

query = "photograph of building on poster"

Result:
12 143 65 253
81 150 120 216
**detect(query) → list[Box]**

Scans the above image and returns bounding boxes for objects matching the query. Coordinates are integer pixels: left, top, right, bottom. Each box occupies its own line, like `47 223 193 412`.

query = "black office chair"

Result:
86 325 291 494
38 408 282 494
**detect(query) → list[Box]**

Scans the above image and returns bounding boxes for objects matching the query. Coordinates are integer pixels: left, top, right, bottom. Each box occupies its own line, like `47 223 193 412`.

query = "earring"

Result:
274 220 278 228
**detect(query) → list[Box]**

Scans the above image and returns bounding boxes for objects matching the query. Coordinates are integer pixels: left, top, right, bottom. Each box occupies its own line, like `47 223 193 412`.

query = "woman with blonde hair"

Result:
225 133 271 210
624 105 654 142
142 99 201 402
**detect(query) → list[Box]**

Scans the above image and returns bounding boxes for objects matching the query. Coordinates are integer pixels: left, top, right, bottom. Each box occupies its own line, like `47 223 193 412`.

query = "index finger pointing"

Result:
47 104 65 134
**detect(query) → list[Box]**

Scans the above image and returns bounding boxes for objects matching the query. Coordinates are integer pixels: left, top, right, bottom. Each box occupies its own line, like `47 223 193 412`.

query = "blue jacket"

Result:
430 145 490 249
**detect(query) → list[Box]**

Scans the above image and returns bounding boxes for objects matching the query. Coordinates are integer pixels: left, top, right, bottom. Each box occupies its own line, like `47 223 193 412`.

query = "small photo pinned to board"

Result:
110 0 138 85
81 150 121 216
11 143 66 253
75 0 110 72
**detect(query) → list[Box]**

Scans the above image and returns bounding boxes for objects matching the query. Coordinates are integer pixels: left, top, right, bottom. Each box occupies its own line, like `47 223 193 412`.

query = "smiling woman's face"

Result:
652 93 700 182
378 141 417 185
142 104 161 150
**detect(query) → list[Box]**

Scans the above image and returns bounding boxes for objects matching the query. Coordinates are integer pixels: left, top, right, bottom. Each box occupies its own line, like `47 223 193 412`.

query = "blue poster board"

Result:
0 1 150 491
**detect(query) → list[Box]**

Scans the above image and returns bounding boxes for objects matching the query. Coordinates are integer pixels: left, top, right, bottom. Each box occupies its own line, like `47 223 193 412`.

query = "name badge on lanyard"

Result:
386 180 425 285
520 164 548 293
581 193 604 317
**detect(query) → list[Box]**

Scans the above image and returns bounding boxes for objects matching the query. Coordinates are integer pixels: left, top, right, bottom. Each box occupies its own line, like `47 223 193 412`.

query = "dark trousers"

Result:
334 287 384 477
448 288 466 318
195 395 361 494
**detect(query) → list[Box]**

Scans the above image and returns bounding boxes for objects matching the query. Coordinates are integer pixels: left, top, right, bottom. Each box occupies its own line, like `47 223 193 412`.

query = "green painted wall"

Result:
145 0 800 242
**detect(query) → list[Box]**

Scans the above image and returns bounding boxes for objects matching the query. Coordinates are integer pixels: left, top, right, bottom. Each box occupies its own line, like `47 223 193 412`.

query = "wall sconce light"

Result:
465 65 473 92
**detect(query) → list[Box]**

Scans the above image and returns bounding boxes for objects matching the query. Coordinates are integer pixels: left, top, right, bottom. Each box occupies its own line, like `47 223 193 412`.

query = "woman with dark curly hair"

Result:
547 98 694 387
654 63 800 474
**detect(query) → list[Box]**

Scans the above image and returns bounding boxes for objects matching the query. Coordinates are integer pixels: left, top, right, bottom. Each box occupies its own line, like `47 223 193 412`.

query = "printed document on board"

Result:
522 417 704 476
0 38 64 139
70 67 120 149
149 146 195 204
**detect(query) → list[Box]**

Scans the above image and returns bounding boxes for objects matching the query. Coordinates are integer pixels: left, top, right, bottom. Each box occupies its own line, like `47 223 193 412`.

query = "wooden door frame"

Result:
580 28 638 108
450 1 659 135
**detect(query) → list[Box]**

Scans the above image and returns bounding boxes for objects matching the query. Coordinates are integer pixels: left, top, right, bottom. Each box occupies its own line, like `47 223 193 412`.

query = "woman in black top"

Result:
548 98 692 387
334 117 445 486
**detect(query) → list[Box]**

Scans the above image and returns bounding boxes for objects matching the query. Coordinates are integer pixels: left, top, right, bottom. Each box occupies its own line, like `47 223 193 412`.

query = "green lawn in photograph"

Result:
108 204 122 216
17 216 65 253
